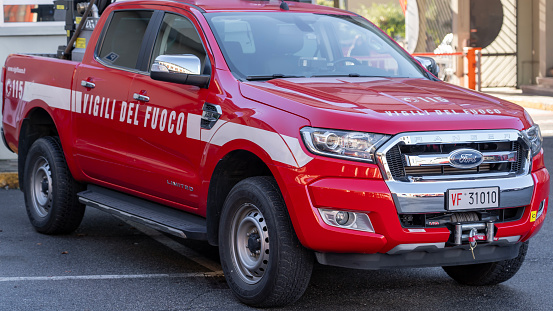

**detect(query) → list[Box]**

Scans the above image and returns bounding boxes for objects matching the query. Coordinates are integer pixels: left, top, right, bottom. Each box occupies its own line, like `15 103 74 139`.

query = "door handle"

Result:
133 93 150 102
81 80 95 88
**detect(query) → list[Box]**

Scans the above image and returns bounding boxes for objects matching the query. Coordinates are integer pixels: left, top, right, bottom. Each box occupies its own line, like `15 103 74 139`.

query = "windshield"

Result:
205 12 427 80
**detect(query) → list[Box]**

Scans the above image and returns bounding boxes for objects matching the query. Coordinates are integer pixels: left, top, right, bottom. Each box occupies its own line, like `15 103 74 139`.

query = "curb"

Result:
0 172 19 189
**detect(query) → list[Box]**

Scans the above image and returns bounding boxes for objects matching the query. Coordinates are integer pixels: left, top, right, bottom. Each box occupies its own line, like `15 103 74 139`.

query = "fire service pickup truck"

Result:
1 0 549 307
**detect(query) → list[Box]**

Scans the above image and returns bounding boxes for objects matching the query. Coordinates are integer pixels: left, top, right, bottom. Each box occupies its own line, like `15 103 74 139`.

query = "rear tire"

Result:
24 137 85 234
442 241 529 286
219 176 313 307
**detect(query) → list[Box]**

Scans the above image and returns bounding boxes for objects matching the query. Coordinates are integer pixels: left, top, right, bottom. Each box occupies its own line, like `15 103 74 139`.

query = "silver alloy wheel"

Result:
230 203 270 285
30 156 53 218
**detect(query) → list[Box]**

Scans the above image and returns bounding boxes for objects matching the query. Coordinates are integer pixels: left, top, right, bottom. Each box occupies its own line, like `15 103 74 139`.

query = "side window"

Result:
150 13 206 70
98 10 153 69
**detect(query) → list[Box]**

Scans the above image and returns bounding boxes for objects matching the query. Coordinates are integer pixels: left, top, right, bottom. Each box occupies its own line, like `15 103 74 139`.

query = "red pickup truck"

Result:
1 0 549 307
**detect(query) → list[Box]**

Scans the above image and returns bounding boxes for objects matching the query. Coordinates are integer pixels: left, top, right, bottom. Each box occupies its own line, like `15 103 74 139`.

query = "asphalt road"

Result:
1 108 552 311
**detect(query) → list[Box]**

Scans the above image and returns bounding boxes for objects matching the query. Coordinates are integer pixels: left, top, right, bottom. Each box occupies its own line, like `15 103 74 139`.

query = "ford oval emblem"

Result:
448 148 484 169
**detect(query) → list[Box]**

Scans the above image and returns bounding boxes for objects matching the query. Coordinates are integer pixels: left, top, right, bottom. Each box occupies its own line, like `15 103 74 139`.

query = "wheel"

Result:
24 137 85 234
442 241 529 286
219 176 314 307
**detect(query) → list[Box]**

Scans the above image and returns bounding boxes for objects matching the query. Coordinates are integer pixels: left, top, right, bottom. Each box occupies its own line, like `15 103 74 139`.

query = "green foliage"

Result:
357 3 405 39
316 0 335 7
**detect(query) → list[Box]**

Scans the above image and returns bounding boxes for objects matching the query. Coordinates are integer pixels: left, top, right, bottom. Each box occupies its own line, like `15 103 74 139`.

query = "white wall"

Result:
0 24 66 159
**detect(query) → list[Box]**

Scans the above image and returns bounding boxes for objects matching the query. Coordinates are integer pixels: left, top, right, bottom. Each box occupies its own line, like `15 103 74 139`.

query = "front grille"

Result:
384 140 525 181
511 141 523 172
385 145 405 179
405 163 494 175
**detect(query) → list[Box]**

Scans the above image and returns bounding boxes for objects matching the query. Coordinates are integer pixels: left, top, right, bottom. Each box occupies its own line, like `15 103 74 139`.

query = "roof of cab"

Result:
114 0 351 14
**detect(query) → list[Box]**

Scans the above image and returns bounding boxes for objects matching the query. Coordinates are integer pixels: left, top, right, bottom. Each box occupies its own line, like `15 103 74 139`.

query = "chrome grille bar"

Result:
404 151 517 167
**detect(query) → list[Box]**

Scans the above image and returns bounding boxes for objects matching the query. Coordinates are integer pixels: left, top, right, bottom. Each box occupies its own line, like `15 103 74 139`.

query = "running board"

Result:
78 185 207 240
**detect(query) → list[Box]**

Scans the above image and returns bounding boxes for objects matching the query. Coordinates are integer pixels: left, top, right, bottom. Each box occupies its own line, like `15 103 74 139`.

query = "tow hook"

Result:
451 221 495 245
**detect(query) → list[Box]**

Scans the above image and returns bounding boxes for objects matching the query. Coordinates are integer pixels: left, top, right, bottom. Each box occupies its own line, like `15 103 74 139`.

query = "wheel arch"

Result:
205 149 274 246
18 107 59 191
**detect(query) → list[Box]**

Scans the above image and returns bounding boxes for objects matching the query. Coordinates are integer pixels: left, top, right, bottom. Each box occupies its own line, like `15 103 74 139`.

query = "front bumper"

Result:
277 156 549 257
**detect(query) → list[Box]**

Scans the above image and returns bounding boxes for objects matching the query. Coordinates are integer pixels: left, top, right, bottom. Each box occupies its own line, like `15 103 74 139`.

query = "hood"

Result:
239 77 532 134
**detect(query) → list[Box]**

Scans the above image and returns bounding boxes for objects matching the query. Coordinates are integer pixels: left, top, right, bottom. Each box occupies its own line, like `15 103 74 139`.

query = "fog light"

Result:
318 208 374 232
335 211 349 225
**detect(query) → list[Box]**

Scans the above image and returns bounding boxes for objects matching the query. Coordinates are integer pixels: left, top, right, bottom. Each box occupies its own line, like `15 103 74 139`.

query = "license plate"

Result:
447 187 499 210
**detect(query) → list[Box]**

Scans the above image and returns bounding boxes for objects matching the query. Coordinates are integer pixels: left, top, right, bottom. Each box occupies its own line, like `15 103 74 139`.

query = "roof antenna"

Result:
280 0 289 10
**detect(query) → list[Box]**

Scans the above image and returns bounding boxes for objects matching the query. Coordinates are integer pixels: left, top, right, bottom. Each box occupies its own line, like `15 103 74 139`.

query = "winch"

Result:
448 221 496 245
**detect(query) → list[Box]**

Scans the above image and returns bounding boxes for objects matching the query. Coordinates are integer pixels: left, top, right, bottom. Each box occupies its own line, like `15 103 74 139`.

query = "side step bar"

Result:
78 185 207 240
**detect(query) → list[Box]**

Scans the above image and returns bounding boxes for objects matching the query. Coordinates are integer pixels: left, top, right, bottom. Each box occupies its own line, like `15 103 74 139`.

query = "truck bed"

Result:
2 54 80 152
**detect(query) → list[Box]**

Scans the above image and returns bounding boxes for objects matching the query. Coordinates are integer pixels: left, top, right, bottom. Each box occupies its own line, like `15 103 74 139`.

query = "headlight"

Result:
522 124 543 157
300 127 390 163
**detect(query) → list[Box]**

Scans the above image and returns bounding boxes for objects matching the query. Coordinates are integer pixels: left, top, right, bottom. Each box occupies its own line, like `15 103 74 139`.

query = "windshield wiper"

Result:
310 74 409 78
246 74 305 81
311 73 363 77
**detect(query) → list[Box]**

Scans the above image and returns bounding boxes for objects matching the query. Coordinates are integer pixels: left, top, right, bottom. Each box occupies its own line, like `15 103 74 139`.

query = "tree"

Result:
358 3 406 40
317 0 336 7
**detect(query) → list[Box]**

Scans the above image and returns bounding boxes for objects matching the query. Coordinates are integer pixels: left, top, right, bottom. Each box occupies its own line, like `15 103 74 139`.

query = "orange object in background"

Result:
413 48 482 91
4 5 37 23
466 47 482 91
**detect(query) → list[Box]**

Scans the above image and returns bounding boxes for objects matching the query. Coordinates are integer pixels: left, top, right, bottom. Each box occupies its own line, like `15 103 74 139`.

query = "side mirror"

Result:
150 54 210 88
414 56 440 78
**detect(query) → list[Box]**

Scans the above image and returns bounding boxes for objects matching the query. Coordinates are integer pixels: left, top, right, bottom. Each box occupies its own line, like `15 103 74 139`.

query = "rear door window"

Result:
97 10 153 69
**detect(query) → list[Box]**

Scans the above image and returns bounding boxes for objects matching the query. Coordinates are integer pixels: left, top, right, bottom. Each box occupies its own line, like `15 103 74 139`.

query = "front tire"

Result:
219 176 313 307
442 241 529 286
24 137 85 234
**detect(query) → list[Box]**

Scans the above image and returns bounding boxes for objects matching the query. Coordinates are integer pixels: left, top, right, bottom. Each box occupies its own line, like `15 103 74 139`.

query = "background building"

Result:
404 0 553 92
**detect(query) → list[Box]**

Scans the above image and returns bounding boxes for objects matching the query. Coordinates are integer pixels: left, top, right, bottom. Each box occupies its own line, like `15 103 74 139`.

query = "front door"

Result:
123 10 212 209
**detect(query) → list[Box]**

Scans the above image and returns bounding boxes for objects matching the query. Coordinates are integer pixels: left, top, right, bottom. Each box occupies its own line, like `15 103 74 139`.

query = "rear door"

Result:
73 9 158 186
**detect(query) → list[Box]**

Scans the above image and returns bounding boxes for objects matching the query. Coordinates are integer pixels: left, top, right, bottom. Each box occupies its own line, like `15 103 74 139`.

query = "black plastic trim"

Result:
137 10 164 72
17 119 31 191
78 185 208 240
316 243 521 270
150 71 210 88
